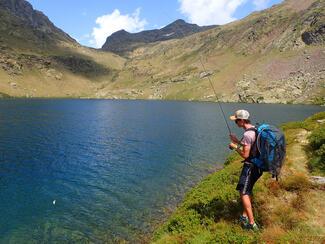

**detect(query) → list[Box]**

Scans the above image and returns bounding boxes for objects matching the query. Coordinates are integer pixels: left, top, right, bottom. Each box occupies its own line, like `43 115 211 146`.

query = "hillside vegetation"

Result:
98 0 325 104
152 112 325 243
0 0 125 98
0 0 324 103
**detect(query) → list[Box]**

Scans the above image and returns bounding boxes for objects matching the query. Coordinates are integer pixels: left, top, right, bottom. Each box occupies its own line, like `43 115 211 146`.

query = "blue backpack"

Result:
248 124 286 180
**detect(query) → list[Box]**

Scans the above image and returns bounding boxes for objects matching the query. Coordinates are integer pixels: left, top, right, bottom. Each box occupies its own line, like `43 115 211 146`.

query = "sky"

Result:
27 0 283 48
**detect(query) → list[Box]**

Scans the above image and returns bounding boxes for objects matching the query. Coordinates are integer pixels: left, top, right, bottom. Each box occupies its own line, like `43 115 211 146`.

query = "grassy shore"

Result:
152 112 325 243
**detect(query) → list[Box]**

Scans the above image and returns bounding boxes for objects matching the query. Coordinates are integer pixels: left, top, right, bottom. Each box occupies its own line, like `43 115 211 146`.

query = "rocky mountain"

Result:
0 0 324 104
0 0 76 51
0 0 124 98
101 19 216 56
96 0 325 104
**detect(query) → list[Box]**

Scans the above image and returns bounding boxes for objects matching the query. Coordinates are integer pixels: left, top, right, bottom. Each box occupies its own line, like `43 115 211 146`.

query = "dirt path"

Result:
258 127 325 243
286 128 325 239
289 129 310 174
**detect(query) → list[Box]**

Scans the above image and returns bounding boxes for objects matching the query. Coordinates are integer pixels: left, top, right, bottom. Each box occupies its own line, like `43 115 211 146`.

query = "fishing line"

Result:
198 57 232 134
159 15 232 134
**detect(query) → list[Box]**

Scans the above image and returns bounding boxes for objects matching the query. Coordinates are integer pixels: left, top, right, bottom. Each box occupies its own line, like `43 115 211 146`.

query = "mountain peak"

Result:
171 19 187 24
115 29 129 34
101 19 216 55
162 19 194 29
0 0 76 49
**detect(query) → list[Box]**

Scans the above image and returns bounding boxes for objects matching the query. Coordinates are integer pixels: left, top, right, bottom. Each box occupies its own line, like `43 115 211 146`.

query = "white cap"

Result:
230 109 250 120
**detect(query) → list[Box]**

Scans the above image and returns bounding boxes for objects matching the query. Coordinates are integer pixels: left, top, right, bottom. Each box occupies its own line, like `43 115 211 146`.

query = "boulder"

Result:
199 71 213 79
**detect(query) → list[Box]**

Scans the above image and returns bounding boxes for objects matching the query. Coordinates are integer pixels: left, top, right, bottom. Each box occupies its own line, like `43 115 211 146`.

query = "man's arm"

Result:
229 143 251 159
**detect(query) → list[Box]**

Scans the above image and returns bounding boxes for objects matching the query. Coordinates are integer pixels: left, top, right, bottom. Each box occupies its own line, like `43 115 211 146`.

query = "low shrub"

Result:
307 121 325 175
273 206 302 230
260 226 286 243
291 192 306 211
153 156 244 243
224 152 240 166
211 222 257 243
309 127 325 150
308 160 325 175
276 224 324 243
280 173 311 192
281 121 306 131
305 111 325 123
266 180 281 196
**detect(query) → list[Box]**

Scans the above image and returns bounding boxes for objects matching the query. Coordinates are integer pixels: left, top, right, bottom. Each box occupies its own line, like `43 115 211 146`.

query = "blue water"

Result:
0 99 323 242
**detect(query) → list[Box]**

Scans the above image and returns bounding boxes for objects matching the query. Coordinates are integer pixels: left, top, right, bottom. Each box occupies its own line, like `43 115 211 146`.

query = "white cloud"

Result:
91 8 147 48
178 0 247 26
253 0 270 10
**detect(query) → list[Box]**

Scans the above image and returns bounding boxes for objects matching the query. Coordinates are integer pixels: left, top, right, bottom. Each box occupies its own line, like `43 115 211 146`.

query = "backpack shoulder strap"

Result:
246 127 257 132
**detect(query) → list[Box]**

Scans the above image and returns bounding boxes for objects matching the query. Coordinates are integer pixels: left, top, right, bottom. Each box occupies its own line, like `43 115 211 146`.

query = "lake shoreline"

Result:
0 97 324 106
151 112 325 243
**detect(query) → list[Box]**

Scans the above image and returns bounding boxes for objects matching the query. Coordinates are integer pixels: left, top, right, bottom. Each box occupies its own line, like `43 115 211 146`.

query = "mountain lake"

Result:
0 99 323 242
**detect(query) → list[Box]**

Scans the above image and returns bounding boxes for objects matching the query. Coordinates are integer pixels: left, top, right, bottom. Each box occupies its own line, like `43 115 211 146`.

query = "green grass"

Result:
152 153 258 243
1 0 324 102
287 112 325 175
280 173 311 191
307 120 325 175
312 96 325 105
0 92 11 98
51 55 112 79
281 112 325 131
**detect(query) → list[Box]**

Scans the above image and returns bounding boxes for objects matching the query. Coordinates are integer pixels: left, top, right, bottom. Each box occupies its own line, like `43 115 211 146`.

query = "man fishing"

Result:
228 109 262 231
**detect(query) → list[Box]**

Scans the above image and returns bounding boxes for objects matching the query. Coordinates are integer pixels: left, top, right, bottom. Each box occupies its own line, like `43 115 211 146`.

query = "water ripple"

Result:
0 99 323 242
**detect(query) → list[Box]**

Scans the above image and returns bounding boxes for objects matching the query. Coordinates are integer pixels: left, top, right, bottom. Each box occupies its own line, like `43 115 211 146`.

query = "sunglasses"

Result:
235 119 241 124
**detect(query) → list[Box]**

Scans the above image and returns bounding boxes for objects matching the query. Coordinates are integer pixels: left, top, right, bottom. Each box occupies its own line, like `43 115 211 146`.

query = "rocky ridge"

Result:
0 0 324 103
0 0 76 50
101 19 216 56
96 0 324 104
236 69 324 104
235 48 325 104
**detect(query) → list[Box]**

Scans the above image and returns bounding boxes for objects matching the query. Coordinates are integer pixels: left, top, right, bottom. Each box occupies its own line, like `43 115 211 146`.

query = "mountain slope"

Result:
0 0 323 103
97 0 325 104
102 19 216 56
0 0 76 51
0 0 125 98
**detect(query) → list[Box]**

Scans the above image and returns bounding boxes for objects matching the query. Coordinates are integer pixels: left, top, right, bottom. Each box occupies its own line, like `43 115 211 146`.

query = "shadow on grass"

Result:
51 55 113 79
187 197 242 223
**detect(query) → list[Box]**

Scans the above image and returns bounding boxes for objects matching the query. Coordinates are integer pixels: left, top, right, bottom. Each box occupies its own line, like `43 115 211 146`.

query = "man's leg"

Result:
240 165 263 224
241 194 254 224
241 195 252 216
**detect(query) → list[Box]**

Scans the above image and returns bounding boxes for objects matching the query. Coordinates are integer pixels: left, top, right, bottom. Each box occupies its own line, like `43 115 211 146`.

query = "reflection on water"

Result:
0 99 323 242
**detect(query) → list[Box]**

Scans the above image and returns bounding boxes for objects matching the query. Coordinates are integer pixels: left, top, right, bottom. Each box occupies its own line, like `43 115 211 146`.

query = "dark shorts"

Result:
236 162 263 195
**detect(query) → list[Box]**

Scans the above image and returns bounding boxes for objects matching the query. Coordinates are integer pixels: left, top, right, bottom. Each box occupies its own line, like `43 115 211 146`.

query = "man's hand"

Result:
229 142 238 150
229 134 239 144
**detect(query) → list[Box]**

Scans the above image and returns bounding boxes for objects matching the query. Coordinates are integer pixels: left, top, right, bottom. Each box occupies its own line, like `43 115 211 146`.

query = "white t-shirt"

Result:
241 127 256 146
